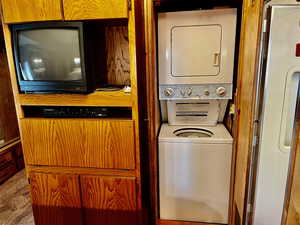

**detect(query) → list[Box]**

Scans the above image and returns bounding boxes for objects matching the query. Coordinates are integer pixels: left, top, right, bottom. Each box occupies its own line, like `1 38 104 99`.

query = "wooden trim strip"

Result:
0 138 21 154
27 165 136 177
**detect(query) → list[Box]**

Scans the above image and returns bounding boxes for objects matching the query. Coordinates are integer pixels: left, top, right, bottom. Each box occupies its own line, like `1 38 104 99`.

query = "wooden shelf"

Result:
18 90 132 107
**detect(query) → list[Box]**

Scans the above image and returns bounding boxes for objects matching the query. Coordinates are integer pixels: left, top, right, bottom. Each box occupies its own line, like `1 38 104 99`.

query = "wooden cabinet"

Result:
1 0 63 23
30 172 83 225
21 119 135 169
1 0 129 23
63 0 129 20
1 0 143 223
0 140 23 183
81 175 137 225
30 172 137 225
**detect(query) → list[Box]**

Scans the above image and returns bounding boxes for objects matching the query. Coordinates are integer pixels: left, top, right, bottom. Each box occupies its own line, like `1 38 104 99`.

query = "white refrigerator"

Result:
253 2 300 225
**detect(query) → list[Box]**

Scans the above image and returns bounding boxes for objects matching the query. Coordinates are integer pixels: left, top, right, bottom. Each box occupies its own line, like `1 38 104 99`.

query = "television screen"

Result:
17 29 83 81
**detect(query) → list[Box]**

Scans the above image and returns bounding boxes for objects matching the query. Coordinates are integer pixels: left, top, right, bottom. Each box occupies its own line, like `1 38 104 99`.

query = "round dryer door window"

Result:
173 128 213 138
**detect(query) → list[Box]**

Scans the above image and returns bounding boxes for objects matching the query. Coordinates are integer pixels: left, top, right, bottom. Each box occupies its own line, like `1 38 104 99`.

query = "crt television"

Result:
12 22 102 93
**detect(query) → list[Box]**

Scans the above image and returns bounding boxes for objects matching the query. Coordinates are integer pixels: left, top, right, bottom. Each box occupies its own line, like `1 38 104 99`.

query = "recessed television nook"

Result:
12 20 130 94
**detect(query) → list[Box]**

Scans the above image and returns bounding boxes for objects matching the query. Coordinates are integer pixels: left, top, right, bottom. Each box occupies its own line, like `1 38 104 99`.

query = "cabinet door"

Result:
81 175 137 225
1 0 63 23
21 119 135 169
63 0 128 20
30 172 82 225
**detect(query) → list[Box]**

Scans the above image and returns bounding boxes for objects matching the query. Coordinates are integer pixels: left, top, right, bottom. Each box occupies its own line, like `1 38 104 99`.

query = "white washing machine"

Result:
159 123 233 224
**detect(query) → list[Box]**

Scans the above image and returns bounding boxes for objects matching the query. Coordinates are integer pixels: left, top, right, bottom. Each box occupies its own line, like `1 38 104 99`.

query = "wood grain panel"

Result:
19 91 132 107
1 0 63 23
0 150 13 167
233 0 264 224
81 175 137 225
0 139 22 182
0 30 19 143
30 172 82 225
106 26 130 85
1 23 24 119
63 0 128 20
21 119 135 169
0 162 17 183
144 0 161 222
27 165 136 177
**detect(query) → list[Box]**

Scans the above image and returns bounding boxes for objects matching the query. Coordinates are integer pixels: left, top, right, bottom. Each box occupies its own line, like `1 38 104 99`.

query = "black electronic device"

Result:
12 22 103 94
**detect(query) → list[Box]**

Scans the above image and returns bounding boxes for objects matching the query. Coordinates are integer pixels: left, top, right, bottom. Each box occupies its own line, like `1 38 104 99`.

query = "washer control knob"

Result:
164 88 175 97
204 90 210 96
216 87 226 97
180 89 186 97
187 88 193 96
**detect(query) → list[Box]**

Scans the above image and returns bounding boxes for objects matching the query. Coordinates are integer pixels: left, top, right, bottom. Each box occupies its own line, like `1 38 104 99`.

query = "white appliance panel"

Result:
253 5 300 225
171 25 221 76
167 99 228 126
158 8 237 85
159 124 233 224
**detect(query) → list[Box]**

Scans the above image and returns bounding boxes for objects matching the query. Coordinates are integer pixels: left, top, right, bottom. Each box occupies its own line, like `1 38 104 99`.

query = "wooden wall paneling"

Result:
21 119 136 169
1 0 63 23
106 25 131 85
1 23 24 119
233 0 264 224
30 172 83 225
81 175 137 225
63 0 128 20
0 23 19 143
282 86 300 225
144 0 161 222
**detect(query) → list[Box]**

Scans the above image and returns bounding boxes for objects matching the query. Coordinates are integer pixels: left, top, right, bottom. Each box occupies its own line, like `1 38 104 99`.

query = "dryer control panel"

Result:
159 84 232 100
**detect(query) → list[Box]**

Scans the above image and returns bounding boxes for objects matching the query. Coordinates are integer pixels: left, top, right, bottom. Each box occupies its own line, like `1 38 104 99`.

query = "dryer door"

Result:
171 25 221 77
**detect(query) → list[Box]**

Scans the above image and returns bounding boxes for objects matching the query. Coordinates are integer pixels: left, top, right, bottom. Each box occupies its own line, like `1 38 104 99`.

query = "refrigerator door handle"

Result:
279 67 300 153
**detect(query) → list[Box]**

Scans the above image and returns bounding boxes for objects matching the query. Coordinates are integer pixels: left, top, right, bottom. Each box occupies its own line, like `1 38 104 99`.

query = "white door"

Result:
253 5 300 225
171 25 221 77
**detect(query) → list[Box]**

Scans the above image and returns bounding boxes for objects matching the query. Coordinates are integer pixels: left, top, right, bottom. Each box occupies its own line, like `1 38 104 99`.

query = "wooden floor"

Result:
0 170 34 225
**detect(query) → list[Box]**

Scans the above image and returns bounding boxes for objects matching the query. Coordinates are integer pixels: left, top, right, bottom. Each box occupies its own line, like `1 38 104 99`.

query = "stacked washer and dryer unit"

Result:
158 9 237 224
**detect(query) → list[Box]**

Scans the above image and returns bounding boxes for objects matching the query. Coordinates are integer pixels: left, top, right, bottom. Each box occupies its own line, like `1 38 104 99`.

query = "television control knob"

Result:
216 87 226 97
204 90 210 96
164 88 175 97
187 88 193 96
180 89 186 97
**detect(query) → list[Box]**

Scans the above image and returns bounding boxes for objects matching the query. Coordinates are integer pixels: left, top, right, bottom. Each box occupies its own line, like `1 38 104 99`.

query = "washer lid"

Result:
159 123 233 144
173 128 213 138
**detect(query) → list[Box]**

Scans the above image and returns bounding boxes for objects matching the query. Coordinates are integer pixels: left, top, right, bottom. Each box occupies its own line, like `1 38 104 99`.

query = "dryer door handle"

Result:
213 53 220 67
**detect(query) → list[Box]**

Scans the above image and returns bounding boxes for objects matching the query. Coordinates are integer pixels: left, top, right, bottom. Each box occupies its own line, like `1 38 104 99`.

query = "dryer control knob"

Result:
164 88 175 97
204 90 210 96
187 88 193 96
180 89 186 97
216 87 226 97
